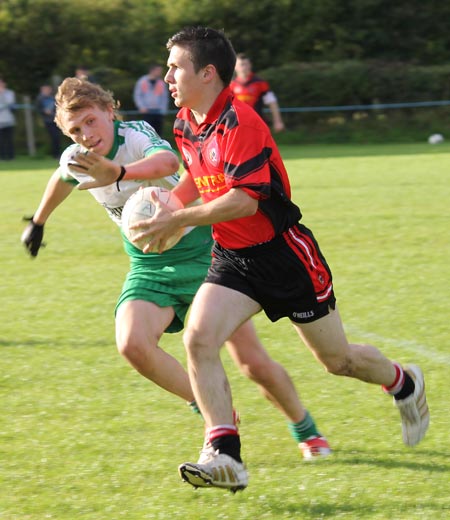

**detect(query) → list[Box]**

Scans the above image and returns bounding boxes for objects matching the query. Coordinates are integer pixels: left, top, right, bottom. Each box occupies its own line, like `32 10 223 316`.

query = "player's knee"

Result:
242 358 271 383
116 335 149 366
183 327 202 355
183 327 217 361
234 360 254 380
322 355 354 377
117 336 137 360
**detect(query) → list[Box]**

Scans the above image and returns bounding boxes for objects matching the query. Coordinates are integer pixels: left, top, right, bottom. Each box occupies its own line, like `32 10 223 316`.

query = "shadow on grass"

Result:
261 498 440 518
278 142 450 160
0 338 110 348
334 449 449 473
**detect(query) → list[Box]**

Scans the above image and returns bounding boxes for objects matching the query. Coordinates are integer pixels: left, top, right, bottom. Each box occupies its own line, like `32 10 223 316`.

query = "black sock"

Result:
211 434 242 463
394 372 415 400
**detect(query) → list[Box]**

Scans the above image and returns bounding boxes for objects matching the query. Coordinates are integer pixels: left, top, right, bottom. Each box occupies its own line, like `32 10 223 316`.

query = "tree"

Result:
0 0 79 93
0 0 171 95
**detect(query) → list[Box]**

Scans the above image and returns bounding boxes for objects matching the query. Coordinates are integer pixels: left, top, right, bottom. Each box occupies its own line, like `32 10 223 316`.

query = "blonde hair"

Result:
54 77 121 131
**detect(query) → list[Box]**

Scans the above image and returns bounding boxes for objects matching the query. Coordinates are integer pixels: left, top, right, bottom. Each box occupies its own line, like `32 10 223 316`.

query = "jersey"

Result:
58 119 214 331
229 73 270 117
173 87 301 249
59 119 179 227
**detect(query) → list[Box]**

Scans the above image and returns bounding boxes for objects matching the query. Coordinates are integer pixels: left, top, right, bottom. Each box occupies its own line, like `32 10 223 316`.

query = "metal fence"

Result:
13 98 450 156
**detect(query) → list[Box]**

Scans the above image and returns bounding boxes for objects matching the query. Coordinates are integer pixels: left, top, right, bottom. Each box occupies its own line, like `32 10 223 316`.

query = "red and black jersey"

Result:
230 73 269 117
173 87 301 249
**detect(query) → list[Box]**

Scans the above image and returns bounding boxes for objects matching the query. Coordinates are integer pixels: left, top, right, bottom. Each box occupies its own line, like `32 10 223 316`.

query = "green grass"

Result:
1 144 449 519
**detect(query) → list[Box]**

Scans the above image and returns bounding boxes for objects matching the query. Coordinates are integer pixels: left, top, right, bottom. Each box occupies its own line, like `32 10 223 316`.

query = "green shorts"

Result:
116 226 213 333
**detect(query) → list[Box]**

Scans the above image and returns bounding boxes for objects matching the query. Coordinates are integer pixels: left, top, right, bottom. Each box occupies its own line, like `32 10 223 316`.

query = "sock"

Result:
382 363 415 399
393 372 415 400
208 425 242 462
187 400 202 415
382 362 405 395
288 411 320 443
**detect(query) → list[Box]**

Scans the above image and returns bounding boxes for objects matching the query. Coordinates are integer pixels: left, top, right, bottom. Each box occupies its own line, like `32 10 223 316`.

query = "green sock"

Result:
288 411 320 443
187 400 202 416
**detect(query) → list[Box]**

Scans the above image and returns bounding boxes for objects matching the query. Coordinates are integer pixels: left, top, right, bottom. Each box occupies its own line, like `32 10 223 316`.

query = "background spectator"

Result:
230 53 285 133
0 77 16 160
133 64 169 136
36 84 61 158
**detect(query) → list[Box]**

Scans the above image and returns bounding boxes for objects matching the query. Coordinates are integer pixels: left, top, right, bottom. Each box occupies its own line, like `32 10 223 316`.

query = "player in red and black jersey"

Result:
173 89 296 248
132 26 429 492
230 53 285 133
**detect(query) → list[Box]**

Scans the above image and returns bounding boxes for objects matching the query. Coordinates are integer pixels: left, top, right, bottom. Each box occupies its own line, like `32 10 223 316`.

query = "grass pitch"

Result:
1 144 449 519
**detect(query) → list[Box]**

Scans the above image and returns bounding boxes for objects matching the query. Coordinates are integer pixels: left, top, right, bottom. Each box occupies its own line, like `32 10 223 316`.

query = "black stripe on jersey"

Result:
174 118 205 169
257 159 302 234
174 117 193 140
224 147 271 190
216 103 239 133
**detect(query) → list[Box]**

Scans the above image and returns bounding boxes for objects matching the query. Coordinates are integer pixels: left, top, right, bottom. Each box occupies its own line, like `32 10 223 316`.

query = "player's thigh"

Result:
186 283 261 349
291 305 350 363
116 299 175 347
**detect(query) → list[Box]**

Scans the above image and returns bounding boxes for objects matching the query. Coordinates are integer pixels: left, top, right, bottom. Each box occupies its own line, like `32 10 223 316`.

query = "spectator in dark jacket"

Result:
36 85 61 158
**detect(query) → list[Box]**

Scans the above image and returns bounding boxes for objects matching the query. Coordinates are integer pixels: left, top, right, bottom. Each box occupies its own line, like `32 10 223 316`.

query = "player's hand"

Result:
21 216 45 258
131 191 179 254
71 151 121 190
273 121 285 133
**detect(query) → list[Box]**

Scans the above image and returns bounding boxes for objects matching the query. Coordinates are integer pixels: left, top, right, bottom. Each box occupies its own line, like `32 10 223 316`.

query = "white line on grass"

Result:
345 324 450 365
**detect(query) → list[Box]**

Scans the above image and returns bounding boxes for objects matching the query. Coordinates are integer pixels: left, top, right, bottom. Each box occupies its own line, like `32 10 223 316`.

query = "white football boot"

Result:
394 364 430 446
179 450 248 493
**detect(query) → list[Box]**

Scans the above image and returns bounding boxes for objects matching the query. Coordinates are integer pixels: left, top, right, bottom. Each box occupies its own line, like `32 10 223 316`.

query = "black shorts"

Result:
205 223 336 324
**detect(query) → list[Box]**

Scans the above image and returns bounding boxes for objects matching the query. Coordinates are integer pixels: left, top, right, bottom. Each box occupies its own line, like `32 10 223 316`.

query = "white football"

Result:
121 186 185 252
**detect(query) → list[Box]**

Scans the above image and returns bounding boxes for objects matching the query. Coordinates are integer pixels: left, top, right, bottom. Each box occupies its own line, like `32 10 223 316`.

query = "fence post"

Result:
23 95 36 157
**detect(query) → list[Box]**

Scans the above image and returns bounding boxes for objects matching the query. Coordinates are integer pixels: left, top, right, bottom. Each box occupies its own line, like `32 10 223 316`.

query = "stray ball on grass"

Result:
428 133 444 144
121 186 184 252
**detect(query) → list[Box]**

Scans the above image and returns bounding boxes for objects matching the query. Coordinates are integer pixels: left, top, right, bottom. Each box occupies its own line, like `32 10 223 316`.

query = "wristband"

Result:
116 166 127 191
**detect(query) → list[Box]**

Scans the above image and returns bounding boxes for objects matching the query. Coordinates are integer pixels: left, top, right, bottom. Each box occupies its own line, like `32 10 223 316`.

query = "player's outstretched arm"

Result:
21 171 74 258
263 91 285 133
75 150 180 190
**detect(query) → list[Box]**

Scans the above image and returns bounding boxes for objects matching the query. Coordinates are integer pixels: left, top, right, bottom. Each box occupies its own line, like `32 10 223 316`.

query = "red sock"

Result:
382 362 405 395
206 425 238 443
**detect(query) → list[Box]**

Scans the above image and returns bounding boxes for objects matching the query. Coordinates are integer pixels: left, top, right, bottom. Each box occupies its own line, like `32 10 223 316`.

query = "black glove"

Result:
21 216 45 257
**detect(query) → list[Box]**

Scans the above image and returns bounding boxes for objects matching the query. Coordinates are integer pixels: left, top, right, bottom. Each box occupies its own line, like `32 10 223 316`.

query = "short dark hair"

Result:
167 26 236 86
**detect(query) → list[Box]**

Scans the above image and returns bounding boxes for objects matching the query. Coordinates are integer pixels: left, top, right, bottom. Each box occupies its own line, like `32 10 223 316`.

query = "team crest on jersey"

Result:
182 147 193 166
205 138 220 167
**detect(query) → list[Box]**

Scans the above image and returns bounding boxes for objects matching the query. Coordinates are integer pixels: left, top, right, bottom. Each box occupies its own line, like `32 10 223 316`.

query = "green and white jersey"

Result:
59 120 179 227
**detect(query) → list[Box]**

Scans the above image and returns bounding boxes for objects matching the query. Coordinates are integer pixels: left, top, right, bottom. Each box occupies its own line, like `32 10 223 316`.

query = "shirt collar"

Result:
185 87 232 133
106 120 121 159
236 72 254 85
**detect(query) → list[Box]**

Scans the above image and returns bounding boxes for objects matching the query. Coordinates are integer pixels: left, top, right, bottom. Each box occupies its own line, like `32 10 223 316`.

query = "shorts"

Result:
116 226 213 333
205 223 336 323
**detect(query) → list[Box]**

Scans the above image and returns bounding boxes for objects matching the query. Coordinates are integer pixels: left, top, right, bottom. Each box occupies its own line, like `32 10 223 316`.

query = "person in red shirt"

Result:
230 53 285 133
131 26 429 492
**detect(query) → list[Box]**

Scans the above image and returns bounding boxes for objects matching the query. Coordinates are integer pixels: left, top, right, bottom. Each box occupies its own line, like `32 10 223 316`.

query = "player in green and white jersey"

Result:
21 77 331 460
